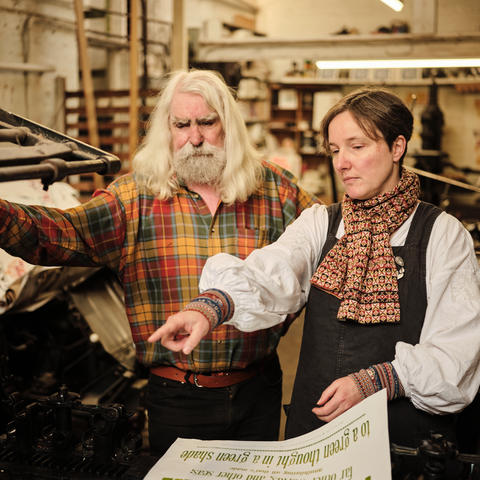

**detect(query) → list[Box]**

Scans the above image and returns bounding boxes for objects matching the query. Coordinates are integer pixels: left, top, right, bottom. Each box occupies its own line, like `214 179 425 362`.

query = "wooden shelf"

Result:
64 88 159 202
268 82 342 201
197 33 480 63
237 76 270 134
277 75 480 87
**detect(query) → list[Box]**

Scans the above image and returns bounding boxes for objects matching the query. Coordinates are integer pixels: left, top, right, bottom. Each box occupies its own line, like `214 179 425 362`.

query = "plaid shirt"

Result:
0 161 317 372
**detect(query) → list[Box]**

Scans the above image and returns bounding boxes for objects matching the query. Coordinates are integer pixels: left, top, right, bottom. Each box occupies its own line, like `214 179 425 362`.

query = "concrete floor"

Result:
276 312 304 440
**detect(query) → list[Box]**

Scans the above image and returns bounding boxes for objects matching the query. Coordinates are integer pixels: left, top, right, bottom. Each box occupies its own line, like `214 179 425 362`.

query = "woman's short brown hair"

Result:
321 87 413 165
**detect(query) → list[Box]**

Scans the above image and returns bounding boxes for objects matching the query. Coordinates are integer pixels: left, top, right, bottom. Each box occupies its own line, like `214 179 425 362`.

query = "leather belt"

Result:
149 365 259 388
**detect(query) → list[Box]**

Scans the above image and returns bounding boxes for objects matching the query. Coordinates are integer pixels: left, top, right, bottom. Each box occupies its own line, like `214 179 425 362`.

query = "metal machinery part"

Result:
0 110 156 478
391 433 480 480
0 108 121 189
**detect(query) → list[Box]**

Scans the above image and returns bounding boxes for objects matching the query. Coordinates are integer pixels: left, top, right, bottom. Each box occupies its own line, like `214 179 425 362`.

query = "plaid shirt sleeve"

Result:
0 181 129 270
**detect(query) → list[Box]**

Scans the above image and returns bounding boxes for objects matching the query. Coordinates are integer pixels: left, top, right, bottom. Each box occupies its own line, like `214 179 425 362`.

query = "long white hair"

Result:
132 69 264 204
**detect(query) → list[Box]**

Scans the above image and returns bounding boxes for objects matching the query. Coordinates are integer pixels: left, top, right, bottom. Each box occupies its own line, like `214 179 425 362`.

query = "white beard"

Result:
172 142 226 185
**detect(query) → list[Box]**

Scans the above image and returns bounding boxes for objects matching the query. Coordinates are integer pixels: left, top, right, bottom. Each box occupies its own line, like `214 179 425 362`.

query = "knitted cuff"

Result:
182 289 234 330
349 362 405 401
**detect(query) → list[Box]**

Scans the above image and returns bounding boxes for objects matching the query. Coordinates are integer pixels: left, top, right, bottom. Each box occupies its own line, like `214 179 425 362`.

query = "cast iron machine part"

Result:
0 385 156 479
391 432 480 480
0 108 121 190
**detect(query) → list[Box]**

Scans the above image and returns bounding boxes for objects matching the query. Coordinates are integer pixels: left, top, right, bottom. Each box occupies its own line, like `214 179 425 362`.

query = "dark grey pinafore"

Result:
285 202 457 447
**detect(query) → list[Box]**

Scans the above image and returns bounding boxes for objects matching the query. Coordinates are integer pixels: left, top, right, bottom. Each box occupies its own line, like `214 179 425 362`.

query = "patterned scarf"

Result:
311 168 420 324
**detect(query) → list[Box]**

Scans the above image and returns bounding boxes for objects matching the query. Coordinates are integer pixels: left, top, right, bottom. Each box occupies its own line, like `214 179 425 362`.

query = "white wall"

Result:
186 0 258 32
256 0 412 38
0 0 175 127
437 0 480 33
255 0 480 37
0 0 78 129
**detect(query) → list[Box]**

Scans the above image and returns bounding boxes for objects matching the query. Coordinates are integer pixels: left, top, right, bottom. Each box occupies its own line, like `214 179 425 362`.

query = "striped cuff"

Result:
349 362 405 401
182 289 234 330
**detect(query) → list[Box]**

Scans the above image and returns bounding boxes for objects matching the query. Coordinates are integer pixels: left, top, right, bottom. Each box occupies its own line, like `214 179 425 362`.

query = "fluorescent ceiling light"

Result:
380 0 403 12
315 58 480 69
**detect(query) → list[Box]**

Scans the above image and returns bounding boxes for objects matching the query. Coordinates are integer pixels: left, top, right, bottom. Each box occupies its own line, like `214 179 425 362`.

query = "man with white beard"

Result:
0 69 318 456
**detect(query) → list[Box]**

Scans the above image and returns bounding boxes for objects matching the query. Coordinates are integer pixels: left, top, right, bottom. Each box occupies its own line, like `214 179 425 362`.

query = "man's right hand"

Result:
147 311 210 355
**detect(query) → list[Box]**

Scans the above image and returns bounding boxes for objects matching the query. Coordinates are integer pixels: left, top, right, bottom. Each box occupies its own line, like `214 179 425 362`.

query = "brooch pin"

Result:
395 256 405 279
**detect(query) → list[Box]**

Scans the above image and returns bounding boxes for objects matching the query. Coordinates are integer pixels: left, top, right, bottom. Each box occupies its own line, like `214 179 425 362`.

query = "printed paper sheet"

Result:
145 389 391 480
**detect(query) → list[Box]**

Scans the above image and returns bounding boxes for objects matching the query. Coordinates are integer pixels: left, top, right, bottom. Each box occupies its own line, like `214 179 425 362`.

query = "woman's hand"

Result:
312 376 363 422
147 311 210 355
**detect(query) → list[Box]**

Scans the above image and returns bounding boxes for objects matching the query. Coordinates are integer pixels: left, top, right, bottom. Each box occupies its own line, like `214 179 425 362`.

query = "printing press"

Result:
0 109 157 479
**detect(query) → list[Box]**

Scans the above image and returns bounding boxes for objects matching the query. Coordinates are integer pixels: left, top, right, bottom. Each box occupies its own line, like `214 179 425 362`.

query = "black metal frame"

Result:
0 108 121 189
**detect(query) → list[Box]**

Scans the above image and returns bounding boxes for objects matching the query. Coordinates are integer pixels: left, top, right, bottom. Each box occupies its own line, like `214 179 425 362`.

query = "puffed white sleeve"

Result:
198 203 329 332
392 211 480 414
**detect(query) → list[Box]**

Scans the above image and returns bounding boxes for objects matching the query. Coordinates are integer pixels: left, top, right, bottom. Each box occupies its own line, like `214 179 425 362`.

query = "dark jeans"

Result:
146 354 282 457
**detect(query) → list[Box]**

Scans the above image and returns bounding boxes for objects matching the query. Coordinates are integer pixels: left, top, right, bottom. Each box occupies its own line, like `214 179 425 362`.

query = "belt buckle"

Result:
193 373 203 388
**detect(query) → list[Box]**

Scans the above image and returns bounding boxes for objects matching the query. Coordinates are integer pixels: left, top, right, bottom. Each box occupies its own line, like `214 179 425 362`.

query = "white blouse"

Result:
199 203 480 415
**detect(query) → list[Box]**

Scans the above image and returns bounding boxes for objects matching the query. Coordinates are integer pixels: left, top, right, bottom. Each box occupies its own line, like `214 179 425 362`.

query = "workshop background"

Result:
0 0 479 477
